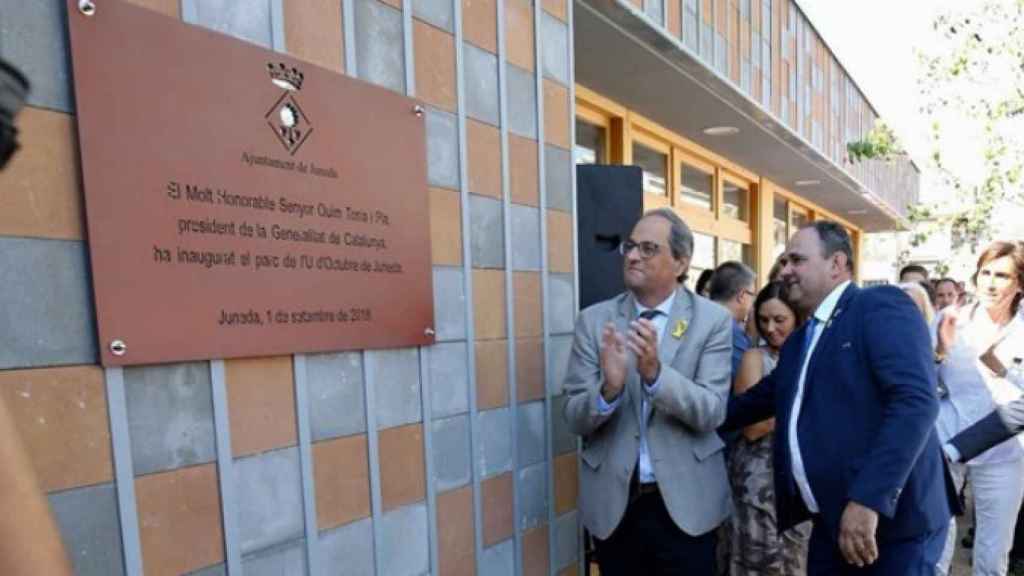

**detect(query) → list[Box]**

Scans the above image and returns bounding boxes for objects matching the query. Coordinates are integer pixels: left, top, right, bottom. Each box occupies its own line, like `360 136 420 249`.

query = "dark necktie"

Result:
638 309 663 321
798 317 819 367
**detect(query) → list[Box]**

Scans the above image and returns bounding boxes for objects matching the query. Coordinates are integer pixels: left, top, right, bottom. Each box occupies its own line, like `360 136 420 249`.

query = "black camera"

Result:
0 58 30 170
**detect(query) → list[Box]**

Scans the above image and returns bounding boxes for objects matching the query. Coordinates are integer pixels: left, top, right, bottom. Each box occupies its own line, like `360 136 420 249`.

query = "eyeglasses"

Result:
618 239 663 259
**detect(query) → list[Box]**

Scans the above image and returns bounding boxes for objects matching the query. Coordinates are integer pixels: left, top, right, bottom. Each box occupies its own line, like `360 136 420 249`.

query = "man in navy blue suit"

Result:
722 221 955 575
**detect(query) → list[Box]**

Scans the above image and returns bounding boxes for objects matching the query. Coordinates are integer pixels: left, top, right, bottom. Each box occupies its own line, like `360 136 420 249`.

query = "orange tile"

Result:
136 464 223 576
473 269 507 340
285 0 344 72
542 0 567 22
225 356 297 457
668 0 681 38
553 452 578 515
516 339 544 403
314 435 371 530
430 187 463 266
380 0 402 10
414 21 457 112
522 525 550 576
543 79 571 150
463 0 497 53
482 472 513 546
124 0 179 17
506 0 535 72
547 210 573 274
476 340 509 410
437 486 475 576
467 119 502 199
0 366 113 493
0 107 84 240
559 565 579 576
514 272 542 338
379 423 426 511
509 135 539 207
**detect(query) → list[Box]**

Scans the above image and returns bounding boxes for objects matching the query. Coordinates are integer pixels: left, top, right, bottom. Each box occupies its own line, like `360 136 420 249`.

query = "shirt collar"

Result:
812 280 851 325
635 291 676 317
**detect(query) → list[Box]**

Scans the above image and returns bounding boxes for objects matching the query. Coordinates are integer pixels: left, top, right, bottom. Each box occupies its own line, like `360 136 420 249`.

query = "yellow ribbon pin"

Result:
671 319 688 339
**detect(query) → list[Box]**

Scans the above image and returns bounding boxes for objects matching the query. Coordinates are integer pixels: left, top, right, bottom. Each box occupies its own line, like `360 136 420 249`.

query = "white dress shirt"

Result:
788 280 850 513
597 291 674 484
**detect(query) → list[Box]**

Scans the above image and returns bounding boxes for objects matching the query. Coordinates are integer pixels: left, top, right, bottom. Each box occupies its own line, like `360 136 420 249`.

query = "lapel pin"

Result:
672 319 688 339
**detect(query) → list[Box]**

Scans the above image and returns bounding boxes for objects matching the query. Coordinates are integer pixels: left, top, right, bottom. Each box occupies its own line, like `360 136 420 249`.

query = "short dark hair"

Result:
708 261 755 303
804 221 854 273
694 269 714 296
936 277 958 291
899 263 929 281
753 280 796 340
643 208 694 283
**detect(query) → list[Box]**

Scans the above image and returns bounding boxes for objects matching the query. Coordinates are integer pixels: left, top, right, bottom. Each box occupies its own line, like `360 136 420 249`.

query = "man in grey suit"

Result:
563 208 734 574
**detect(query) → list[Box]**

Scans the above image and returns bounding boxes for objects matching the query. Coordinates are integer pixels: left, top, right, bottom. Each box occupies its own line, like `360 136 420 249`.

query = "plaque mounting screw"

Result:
109 340 127 357
424 327 435 337
78 0 97 16
413 105 424 118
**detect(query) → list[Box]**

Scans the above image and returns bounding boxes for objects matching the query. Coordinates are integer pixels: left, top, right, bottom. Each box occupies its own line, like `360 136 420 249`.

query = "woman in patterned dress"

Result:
728 280 811 575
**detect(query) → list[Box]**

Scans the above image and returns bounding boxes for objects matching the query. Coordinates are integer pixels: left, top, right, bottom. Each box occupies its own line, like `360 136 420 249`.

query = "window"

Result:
679 162 714 210
722 179 749 221
790 206 810 235
773 196 788 258
687 232 717 291
718 238 752 266
575 120 605 164
633 143 668 196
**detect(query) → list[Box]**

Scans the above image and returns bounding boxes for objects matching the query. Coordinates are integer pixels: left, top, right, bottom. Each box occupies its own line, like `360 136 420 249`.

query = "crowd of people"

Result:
563 208 1024 575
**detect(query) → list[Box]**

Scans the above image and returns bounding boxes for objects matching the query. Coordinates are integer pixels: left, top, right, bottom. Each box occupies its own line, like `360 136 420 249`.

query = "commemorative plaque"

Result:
67 0 435 366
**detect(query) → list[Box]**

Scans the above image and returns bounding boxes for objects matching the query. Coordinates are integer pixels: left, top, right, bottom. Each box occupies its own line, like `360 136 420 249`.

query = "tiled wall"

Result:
624 0 919 216
0 0 578 574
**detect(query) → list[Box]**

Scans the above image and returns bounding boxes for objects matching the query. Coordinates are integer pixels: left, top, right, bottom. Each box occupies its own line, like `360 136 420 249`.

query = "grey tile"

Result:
426 108 459 189
544 144 572 213
193 0 272 47
186 564 226 576
548 273 576 334
354 0 406 93
0 0 71 111
469 194 505 269
429 342 469 418
506 64 537 139
320 517 375 575
414 0 453 31
554 510 580 569
518 461 548 529
510 204 541 271
306 351 367 441
540 13 570 85
49 483 124 576
124 362 216 475
548 334 573 396
235 447 304 555
0 238 96 369
464 43 499 126
380 503 429 576
478 407 512 478
551 394 577 455
432 414 471 491
518 400 546 467
644 0 665 26
480 539 514 576
369 347 422 429
433 266 467 341
241 539 306 576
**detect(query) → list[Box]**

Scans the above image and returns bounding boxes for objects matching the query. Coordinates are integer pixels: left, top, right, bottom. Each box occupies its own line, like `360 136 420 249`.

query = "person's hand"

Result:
599 322 628 402
838 501 879 567
626 318 660 384
937 310 958 356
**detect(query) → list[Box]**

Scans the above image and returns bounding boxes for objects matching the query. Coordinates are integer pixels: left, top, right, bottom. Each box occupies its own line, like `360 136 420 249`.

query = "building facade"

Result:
0 0 916 575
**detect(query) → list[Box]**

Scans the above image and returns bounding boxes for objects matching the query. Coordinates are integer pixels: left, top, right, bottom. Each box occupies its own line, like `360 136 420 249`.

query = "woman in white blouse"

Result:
935 240 1024 576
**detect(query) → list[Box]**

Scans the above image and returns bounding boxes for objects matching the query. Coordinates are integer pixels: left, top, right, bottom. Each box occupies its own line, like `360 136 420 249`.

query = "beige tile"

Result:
513 272 542 338
509 135 539 207
379 423 426 511
225 356 297 457
522 525 550 576
314 435 371 530
482 472 513 546
473 269 507 340
475 340 509 410
0 366 113 493
516 339 544 403
285 0 344 72
430 187 463 266
554 452 578 515
542 0 567 21
467 119 502 199
463 0 497 53
543 79 571 150
437 486 475 576
547 210 574 274
414 21 457 112
506 0 535 71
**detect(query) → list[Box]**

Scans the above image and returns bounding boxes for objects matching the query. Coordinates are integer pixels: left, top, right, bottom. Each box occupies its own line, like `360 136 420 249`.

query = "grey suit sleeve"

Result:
562 313 619 437
949 397 1024 462
648 311 733 433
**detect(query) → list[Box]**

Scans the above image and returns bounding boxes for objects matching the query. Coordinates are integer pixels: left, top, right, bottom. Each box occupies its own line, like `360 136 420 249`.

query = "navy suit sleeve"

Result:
847 288 940 518
720 367 778 433
950 398 1024 462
